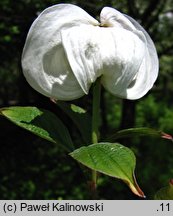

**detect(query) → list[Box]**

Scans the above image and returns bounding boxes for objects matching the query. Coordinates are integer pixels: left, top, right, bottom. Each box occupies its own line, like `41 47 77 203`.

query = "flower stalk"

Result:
90 78 101 199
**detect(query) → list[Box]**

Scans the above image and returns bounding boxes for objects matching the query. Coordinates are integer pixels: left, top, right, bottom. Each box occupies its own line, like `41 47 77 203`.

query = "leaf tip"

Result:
50 98 57 104
130 183 146 198
161 132 173 141
169 178 173 186
127 173 146 198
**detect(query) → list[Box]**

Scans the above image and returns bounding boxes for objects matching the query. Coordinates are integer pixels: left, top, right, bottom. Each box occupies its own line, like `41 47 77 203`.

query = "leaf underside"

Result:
108 127 173 142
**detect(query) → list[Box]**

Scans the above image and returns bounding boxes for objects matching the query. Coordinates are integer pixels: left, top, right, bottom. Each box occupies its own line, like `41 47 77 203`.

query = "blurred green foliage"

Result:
0 0 173 199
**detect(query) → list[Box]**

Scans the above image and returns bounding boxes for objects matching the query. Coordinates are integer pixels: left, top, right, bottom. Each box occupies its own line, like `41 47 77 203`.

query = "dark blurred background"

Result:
0 0 173 199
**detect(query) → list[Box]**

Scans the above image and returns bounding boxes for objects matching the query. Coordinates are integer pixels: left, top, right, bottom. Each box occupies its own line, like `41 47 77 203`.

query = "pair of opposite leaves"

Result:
22 4 158 101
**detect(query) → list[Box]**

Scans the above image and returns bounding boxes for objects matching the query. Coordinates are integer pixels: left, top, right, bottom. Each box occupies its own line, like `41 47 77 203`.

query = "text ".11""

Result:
158 203 170 212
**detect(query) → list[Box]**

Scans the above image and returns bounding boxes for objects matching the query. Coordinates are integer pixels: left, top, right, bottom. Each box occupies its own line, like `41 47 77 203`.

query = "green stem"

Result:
92 78 101 144
90 78 101 199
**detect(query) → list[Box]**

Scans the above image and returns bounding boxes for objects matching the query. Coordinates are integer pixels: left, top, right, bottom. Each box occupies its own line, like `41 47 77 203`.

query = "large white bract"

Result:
22 4 159 100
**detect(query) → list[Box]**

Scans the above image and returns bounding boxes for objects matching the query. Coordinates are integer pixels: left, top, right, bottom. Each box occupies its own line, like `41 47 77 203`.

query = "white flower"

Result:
22 4 159 100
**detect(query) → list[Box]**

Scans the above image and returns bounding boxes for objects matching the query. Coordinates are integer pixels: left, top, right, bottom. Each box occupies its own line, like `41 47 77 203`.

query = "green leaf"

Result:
108 127 173 141
0 106 74 151
70 142 145 197
56 101 91 144
155 182 173 200
70 104 86 114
